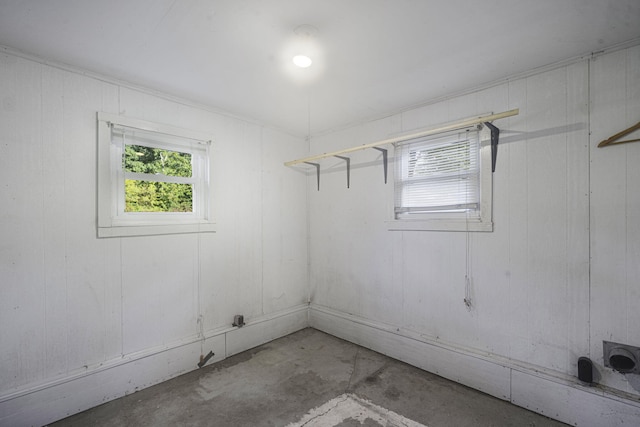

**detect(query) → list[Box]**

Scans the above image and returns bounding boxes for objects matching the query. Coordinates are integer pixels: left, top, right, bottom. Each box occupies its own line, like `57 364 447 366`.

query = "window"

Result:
97 112 215 237
389 126 493 232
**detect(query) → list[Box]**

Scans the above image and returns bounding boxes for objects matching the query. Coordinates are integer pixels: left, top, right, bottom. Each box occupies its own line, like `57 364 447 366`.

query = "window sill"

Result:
98 222 216 238
386 219 493 232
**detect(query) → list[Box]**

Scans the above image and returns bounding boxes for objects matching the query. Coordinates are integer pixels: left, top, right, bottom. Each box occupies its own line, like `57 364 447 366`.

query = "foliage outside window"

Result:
123 144 193 213
97 112 215 238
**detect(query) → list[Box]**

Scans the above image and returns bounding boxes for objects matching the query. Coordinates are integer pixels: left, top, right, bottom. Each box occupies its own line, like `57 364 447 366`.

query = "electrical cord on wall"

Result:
464 154 473 310
197 314 205 356
464 230 473 310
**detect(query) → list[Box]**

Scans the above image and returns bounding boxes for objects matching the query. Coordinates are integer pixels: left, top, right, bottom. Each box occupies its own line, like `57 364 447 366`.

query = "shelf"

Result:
285 108 519 190
284 109 519 166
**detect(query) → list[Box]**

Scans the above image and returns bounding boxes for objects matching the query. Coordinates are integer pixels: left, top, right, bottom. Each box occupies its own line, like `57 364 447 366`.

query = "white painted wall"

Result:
0 52 308 426
590 46 640 395
308 45 640 424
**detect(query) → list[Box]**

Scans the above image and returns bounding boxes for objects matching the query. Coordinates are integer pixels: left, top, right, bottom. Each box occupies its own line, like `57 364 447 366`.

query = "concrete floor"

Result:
51 328 567 426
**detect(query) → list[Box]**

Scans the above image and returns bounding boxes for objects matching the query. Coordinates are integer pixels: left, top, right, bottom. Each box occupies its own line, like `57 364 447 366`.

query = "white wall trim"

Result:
0 304 309 427
4 303 639 427
309 304 640 426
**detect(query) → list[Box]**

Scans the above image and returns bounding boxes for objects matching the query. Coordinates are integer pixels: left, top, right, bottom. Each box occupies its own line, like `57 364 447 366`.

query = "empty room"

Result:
1 1 640 426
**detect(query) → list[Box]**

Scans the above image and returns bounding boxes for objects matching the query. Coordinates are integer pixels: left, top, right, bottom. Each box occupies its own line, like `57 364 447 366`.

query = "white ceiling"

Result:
0 0 639 137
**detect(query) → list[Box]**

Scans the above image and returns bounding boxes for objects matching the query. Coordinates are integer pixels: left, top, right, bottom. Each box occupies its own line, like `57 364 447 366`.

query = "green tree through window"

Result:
123 145 193 212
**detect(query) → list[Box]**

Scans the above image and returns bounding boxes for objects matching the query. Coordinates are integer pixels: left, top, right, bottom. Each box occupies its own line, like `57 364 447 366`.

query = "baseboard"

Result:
309 304 640 426
510 369 640 426
5 303 638 427
0 304 309 427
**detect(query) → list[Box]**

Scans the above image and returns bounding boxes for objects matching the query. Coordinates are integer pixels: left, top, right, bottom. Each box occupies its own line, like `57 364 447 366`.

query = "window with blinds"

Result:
393 127 491 228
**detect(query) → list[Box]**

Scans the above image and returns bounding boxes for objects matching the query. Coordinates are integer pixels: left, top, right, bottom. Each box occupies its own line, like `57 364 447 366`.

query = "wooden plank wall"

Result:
308 43 640 420
0 51 309 425
590 45 640 395
1 40 639 427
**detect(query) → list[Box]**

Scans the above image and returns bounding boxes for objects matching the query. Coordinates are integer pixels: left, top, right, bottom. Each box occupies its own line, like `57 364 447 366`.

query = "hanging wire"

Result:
197 314 205 355
307 90 311 144
197 230 205 356
464 222 472 310
463 129 476 310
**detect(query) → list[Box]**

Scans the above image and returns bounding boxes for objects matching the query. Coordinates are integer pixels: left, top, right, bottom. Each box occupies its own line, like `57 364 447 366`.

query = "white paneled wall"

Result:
590 46 640 395
310 62 590 369
1 41 639 427
0 52 308 426
309 45 640 425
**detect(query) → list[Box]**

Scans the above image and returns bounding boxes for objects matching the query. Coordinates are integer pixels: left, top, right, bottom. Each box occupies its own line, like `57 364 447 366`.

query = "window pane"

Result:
409 140 471 178
124 145 192 178
125 180 193 212
395 130 480 216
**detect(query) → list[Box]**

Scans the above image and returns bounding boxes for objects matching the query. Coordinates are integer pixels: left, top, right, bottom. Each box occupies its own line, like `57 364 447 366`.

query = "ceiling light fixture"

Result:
292 24 318 69
293 55 312 68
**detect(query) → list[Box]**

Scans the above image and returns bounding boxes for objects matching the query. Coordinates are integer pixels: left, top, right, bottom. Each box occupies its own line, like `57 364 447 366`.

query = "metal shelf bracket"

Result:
305 162 321 191
484 121 499 173
372 147 388 184
334 156 351 188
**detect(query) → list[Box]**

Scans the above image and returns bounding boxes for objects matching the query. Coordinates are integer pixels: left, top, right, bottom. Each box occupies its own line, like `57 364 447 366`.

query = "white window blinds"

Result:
395 129 480 217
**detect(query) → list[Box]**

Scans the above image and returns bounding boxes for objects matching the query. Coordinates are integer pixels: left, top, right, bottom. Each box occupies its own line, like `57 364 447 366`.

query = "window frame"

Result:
387 125 493 232
97 112 215 238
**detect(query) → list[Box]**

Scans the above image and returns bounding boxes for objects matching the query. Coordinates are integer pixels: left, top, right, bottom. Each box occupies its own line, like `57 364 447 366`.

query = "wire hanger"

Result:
598 120 640 147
